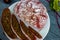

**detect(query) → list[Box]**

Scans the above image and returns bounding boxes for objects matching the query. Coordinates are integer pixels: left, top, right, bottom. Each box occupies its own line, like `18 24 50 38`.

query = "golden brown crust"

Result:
1 8 17 39
12 14 28 40
20 20 35 40
28 26 42 38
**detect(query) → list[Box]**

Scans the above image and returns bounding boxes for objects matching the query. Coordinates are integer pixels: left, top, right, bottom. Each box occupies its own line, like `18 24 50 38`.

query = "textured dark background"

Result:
0 0 60 40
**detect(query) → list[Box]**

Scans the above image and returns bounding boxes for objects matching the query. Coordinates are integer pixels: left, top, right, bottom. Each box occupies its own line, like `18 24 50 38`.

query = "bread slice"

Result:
28 26 42 38
20 20 36 40
11 14 28 40
1 8 17 39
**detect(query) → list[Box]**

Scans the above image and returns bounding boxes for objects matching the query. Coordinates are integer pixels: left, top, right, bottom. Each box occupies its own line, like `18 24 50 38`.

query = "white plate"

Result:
8 1 50 40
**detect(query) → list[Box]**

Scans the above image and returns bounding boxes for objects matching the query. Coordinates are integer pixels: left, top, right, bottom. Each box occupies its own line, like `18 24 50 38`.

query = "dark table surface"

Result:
0 0 60 40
